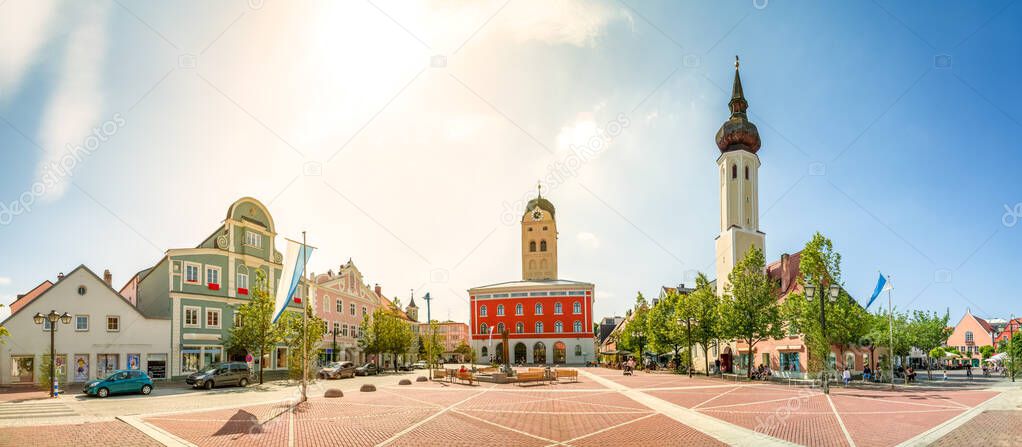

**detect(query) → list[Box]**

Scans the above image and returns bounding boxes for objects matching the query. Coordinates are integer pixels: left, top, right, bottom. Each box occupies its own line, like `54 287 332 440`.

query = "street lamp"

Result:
331 328 340 362
33 310 72 398
805 281 840 394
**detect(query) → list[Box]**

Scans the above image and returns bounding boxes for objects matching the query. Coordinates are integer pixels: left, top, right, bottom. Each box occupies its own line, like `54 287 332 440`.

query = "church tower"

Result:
522 185 558 280
405 291 419 322
714 57 765 296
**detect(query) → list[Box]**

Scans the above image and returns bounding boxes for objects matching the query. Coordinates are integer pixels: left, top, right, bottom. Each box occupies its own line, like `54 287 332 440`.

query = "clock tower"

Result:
522 185 558 280
714 56 765 296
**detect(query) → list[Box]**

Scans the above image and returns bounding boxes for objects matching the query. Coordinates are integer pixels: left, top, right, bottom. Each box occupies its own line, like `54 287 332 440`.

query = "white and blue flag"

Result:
866 272 892 309
272 238 314 324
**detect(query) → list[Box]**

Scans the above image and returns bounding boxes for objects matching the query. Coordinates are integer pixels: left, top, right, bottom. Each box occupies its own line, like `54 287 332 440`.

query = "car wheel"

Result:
204 380 214 390
141 385 152 395
239 378 248 387
97 388 109 398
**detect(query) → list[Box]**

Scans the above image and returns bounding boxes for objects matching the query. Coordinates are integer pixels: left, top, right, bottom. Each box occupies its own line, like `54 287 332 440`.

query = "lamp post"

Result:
805 282 840 394
331 328 339 362
33 310 72 398
1011 313 1016 383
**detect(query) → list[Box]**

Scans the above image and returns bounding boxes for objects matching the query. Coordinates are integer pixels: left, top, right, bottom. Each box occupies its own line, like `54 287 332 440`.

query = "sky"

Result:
1 0 1020 326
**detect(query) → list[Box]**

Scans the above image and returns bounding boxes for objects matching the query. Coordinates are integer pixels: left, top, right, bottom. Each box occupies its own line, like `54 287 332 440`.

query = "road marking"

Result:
691 385 742 409
450 409 562 446
826 394 856 447
0 401 75 419
287 403 295 447
118 415 196 447
894 391 1005 447
554 412 658 445
375 386 493 447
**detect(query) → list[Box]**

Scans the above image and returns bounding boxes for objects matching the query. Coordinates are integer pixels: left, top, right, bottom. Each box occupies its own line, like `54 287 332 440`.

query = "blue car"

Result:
83 370 154 398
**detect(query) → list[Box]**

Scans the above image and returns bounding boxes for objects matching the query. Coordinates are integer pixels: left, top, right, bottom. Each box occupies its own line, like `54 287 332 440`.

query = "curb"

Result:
117 415 196 447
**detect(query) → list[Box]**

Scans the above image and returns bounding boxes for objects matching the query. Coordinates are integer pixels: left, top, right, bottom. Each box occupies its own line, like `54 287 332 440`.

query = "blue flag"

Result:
866 273 887 309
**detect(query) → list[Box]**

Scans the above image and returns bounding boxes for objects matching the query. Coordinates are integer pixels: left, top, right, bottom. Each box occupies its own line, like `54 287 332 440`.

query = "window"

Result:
554 302 563 314
542 226 548 231
106 316 120 332
535 303 543 315
181 347 200 373
515 303 524 315
573 321 583 333
184 262 200 284
573 302 582 314
480 305 488 317
77 285 87 296
731 164 737 179
965 331 974 344
362 306 367 316
497 323 505 333
480 323 489 334
237 273 249 290
780 352 800 372
339 324 347 337
529 241 536 252
763 353 771 368
233 312 242 328
244 231 262 248
275 347 287 368
535 322 543 333
540 240 547 252
574 345 582 356
336 299 343 313
515 322 524 333
184 306 200 328
481 346 488 358
206 266 221 285
554 321 563 333
745 166 749 180
42 319 54 331
350 303 356 315
75 315 89 331
496 304 505 316
332 322 340 334
206 308 221 328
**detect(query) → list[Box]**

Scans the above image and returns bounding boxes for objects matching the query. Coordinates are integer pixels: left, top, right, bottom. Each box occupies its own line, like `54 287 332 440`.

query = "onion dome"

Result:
525 183 556 218
715 56 761 154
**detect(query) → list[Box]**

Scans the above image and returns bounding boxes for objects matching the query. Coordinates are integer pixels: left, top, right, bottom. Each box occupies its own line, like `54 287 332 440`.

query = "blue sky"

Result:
1 0 1020 325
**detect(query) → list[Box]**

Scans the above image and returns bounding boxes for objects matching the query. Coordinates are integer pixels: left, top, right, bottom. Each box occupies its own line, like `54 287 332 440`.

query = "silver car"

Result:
318 361 356 379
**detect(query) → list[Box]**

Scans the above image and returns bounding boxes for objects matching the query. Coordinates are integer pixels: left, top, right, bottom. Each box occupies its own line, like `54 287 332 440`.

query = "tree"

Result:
688 273 720 376
648 291 690 371
907 309 952 379
454 340 473 364
980 345 996 360
718 246 784 378
225 271 280 384
361 309 416 372
865 308 911 382
0 303 10 342
618 293 650 365
277 305 325 381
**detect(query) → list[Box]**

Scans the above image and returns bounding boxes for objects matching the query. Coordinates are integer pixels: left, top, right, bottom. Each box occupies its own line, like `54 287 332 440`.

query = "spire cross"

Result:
537 181 542 198
735 55 740 69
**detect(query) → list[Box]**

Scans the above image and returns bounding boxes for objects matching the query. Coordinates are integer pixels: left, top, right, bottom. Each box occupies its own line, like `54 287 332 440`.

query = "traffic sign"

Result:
245 354 254 363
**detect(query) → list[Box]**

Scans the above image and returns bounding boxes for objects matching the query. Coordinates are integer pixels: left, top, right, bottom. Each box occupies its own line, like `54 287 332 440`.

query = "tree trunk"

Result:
258 347 265 384
703 345 710 376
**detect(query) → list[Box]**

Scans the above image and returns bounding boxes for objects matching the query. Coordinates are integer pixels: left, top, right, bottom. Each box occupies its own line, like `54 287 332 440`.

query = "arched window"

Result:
535 303 543 315
573 302 581 314
573 321 583 333
554 321 563 333
497 322 505 333
554 302 563 314
529 241 537 252
515 322 524 333
574 345 582 356
496 304 504 316
965 331 974 344
731 164 737 179
845 352 855 370
479 305 487 317
535 322 544 333
744 166 749 180
515 303 523 315
540 240 547 252
481 346 488 358
480 323 488 334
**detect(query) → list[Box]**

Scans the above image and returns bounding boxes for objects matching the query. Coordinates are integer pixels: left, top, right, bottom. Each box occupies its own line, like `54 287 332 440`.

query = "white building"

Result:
0 266 171 386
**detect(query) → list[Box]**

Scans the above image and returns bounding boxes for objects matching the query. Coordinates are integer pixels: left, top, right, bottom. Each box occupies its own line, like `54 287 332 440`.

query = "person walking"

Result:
842 367 851 386
965 363 973 379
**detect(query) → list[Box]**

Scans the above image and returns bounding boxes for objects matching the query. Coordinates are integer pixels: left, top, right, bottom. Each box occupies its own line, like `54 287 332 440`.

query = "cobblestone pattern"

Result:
0 420 161 447
934 410 1022 446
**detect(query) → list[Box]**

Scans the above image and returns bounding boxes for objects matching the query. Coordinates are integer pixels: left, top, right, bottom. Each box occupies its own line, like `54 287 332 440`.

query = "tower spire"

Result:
537 181 542 198
715 55 760 154
729 55 747 118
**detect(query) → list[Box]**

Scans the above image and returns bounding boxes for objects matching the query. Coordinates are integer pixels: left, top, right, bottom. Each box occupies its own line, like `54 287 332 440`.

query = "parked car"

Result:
412 361 428 369
355 363 380 376
318 361 356 379
186 362 251 389
398 364 413 371
83 370 154 398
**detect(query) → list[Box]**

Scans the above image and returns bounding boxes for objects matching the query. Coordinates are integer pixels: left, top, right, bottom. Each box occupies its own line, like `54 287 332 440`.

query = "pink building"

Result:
311 260 383 364
946 309 996 367
419 321 469 362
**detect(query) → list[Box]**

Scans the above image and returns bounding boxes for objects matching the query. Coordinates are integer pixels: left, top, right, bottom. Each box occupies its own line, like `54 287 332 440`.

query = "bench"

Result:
478 367 498 374
432 369 446 380
454 371 476 386
554 369 578 382
516 371 547 386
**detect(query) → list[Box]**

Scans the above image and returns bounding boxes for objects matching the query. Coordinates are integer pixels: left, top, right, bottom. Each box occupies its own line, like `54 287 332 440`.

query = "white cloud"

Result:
34 2 110 201
501 0 625 47
576 231 600 249
0 0 58 94
556 112 598 153
0 276 10 286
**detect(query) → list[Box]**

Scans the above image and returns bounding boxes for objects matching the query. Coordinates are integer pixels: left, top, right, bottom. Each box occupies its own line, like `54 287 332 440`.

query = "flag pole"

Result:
887 275 894 391
301 230 308 403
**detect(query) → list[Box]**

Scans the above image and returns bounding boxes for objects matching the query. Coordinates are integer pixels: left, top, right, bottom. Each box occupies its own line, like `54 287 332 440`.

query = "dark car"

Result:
355 363 380 376
318 361 356 379
83 370 154 398
186 362 251 389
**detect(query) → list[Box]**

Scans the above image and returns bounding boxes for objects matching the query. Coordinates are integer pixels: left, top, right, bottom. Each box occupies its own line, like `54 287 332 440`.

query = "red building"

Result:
469 190 595 365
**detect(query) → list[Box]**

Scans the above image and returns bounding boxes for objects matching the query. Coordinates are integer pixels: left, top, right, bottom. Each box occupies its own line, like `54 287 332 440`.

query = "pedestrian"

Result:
942 368 948 381
966 363 972 378
842 367 851 386
863 365 872 382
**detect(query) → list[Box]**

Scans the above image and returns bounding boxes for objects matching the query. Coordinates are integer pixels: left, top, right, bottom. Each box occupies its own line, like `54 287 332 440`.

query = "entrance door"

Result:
533 342 547 364
553 342 566 364
495 343 504 364
514 343 526 365
10 357 34 383
720 347 733 373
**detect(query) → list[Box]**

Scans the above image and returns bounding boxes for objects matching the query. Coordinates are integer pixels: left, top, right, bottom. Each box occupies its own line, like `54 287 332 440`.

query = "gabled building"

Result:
124 197 300 379
946 309 997 366
310 260 389 364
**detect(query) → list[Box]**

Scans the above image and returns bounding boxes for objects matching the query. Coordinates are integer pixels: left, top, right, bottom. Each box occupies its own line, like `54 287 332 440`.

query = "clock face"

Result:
532 210 543 221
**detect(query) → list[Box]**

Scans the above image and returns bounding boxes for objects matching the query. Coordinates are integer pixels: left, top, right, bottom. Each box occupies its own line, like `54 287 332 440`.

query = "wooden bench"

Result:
554 369 578 382
432 369 446 380
454 371 476 386
478 367 498 374
516 371 547 386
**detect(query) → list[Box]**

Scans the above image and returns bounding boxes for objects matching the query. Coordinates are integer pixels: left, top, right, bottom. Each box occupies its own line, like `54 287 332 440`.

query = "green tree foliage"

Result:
648 290 690 369
907 309 952 379
225 270 280 384
618 293 650 363
688 273 720 375
454 340 474 364
718 246 783 378
979 345 996 360
359 309 416 372
0 303 10 342
422 321 444 366
277 305 325 381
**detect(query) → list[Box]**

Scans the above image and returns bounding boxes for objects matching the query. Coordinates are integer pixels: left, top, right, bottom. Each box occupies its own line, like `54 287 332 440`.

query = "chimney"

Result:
57 272 65 281
375 283 382 296
780 253 790 292
103 269 113 286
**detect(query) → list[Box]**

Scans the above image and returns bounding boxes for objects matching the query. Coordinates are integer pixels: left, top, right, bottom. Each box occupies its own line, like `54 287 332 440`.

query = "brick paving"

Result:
935 410 1022 446
0 420 161 447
